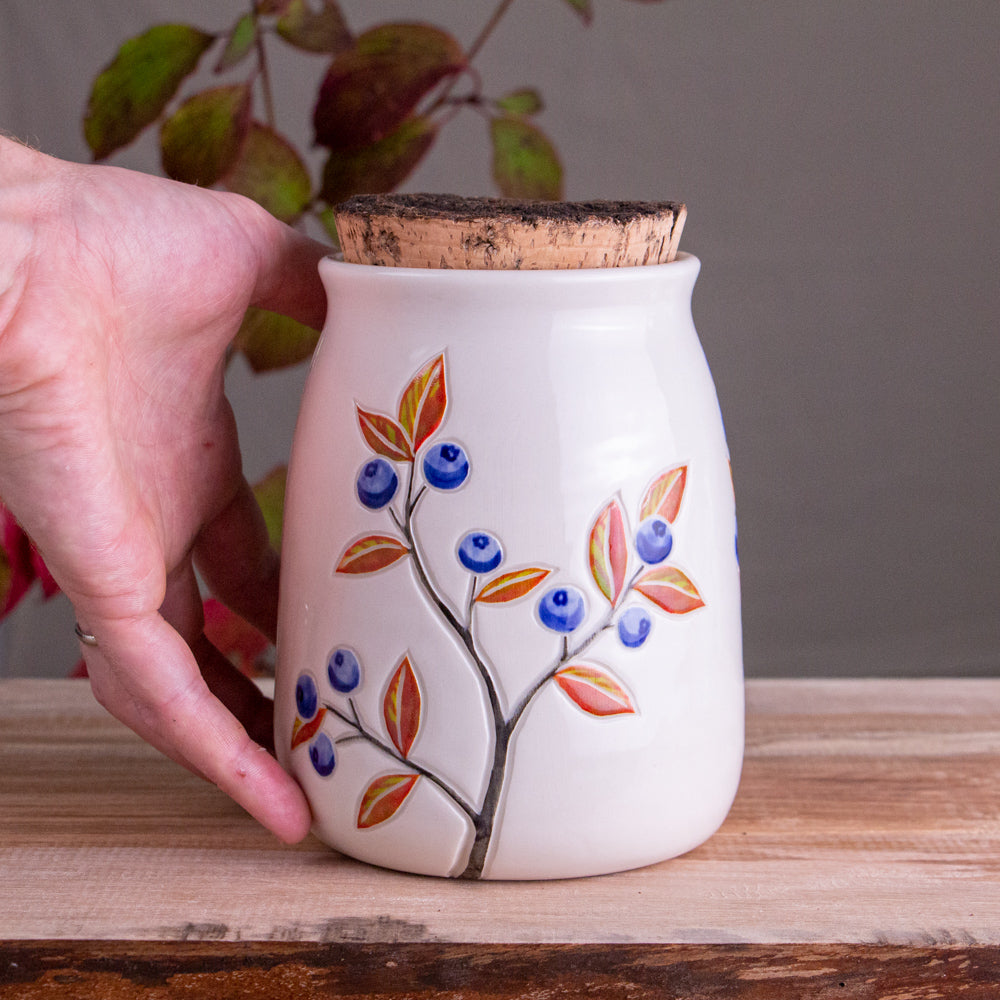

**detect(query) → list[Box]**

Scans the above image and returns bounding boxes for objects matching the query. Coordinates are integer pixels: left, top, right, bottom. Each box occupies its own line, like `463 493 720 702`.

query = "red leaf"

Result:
203 598 270 676
640 465 687 523
555 664 635 717
635 565 705 614
356 405 413 461
291 707 327 749
475 566 551 605
319 115 438 206
336 535 409 574
313 23 466 151
357 773 419 829
398 354 446 453
383 654 421 758
588 499 628 606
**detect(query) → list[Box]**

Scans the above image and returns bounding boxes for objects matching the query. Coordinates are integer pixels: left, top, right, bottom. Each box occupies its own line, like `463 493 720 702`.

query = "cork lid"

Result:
335 194 686 270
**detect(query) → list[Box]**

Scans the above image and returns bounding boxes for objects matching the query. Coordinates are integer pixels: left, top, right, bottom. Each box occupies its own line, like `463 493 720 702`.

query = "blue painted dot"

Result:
295 673 318 720
618 607 652 648
537 585 587 633
457 531 503 573
423 442 469 490
356 458 398 509
309 732 336 776
327 647 361 694
636 516 673 564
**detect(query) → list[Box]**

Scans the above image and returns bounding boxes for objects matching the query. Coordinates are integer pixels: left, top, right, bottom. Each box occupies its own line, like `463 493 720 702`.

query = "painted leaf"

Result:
215 13 257 73
383 655 421 758
356 406 413 461
336 535 409 574
160 84 251 186
640 465 687 523
276 0 352 54
636 565 705 614
589 499 628 606
398 354 447 453
357 773 419 829
291 707 327 749
313 23 466 151
555 664 635 717
495 88 544 117
84 24 215 161
490 115 564 200
475 567 551 605
235 306 320 371
223 122 312 223
320 115 438 207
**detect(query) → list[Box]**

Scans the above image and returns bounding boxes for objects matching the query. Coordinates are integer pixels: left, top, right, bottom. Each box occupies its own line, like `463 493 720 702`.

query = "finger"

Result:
79 611 312 844
223 195 330 331
194 476 280 643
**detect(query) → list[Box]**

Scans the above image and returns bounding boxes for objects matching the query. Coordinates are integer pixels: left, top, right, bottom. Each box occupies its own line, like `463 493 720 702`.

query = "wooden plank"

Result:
2 679 999 945
2 942 999 999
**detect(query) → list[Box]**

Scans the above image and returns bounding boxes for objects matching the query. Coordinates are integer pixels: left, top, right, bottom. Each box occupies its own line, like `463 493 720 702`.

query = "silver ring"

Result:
74 622 99 647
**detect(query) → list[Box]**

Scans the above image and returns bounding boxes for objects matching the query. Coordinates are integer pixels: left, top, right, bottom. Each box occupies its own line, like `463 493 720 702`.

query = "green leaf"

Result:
320 115 438 206
84 24 215 161
215 13 257 73
223 122 312 222
234 307 320 372
160 84 251 185
252 466 288 552
495 88 544 117
313 23 465 151
276 0 352 54
490 115 564 200
561 0 594 24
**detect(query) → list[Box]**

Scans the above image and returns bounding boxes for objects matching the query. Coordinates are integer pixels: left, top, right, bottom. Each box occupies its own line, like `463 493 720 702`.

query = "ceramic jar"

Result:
275 251 743 880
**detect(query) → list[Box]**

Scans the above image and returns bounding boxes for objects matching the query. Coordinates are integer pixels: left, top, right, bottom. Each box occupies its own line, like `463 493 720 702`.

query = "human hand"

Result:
0 137 328 842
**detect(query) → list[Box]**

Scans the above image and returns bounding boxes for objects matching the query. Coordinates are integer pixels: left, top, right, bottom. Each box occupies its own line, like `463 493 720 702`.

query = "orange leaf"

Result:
640 465 687 523
291 707 327 749
635 565 705 614
336 535 409 574
383 654 421 758
588 499 628 605
398 354 446 453
555 664 635 717
356 406 413 461
357 773 419 829
475 566 551 605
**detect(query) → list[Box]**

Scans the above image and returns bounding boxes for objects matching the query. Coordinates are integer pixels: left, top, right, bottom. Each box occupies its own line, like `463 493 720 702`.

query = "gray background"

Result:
1 0 997 678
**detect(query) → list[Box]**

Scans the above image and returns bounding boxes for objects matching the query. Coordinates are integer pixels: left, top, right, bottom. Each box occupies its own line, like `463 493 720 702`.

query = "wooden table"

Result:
1 678 998 997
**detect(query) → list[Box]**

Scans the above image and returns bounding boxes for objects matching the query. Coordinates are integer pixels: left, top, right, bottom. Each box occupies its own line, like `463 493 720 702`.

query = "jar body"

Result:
275 254 743 879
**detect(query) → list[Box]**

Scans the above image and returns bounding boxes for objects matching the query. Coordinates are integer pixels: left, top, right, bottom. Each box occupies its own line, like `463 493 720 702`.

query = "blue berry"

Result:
537 585 587 633
309 732 336 776
327 647 361 694
636 516 673 564
618 607 652 648
423 442 469 490
356 458 398 509
457 531 503 573
295 673 318 720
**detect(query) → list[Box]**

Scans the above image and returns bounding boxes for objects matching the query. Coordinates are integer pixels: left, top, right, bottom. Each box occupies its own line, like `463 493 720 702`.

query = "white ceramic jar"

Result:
275 252 743 879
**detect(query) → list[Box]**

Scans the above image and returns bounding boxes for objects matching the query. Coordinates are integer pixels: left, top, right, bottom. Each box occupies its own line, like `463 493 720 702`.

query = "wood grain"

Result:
2 942 999 999
1 679 999 948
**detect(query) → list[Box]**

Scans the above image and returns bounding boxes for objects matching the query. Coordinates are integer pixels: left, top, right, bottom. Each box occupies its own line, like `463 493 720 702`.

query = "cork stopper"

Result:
335 194 686 270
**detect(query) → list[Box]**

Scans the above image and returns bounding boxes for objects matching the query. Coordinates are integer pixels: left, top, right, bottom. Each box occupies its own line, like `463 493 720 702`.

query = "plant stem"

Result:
324 701 477 822
251 2 277 128
467 0 518 63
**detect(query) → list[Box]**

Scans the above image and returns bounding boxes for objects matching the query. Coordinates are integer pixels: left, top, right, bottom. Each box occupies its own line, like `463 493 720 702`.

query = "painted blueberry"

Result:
327 647 361 694
295 673 318 720
618 607 652 648
423 442 469 490
356 458 398 509
309 732 336 777
636 515 673 564
457 531 503 573
537 585 587 633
